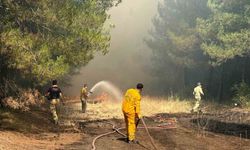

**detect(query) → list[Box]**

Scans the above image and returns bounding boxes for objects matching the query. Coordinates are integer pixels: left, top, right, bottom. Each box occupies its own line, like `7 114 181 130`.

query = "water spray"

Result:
87 91 93 97
89 80 122 102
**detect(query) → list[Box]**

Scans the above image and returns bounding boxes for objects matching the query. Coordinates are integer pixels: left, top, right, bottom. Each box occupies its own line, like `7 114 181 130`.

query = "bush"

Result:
232 82 250 107
2 89 45 111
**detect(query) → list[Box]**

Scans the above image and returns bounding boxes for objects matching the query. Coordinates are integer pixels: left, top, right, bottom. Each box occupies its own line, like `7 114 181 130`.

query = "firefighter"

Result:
122 83 143 144
191 82 204 113
46 80 63 125
80 84 91 113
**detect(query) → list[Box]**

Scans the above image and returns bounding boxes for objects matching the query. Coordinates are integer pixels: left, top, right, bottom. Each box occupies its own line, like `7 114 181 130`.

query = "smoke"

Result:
63 0 160 96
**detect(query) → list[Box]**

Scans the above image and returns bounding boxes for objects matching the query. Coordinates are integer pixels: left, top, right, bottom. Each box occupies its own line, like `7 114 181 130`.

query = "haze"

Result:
64 0 159 96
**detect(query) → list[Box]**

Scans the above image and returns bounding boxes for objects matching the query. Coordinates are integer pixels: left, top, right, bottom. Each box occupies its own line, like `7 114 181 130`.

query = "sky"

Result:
64 0 160 96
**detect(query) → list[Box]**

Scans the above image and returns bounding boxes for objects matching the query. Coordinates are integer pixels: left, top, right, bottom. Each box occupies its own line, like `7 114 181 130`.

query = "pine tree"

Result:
146 0 210 95
0 0 120 90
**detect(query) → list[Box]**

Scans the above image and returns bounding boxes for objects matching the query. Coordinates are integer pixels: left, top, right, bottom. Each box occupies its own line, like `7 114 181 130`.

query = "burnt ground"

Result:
0 101 250 150
80 115 250 150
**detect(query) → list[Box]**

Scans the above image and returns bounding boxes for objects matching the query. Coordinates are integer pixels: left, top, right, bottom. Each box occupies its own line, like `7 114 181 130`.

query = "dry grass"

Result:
63 96 193 121
141 96 192 116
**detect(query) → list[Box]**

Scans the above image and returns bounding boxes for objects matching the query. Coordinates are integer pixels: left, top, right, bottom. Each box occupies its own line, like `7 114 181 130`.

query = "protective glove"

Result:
87 91 93 97
136 113 142 119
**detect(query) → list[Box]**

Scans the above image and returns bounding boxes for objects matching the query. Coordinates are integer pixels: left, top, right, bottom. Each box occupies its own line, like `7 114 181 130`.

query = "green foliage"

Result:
0 0 120 89
232 82 250 107
149 0 210 68
146 0 210 94
147 0 250 100
197 0 250 65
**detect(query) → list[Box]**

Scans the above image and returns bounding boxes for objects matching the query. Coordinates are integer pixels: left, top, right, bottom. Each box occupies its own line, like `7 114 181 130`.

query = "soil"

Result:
0 100 250 150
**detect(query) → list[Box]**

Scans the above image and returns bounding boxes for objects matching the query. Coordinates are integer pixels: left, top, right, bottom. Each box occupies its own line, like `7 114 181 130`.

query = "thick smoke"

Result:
64 0 159 96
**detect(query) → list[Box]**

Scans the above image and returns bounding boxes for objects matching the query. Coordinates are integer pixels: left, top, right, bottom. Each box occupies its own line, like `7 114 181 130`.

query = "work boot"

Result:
128 140 139 144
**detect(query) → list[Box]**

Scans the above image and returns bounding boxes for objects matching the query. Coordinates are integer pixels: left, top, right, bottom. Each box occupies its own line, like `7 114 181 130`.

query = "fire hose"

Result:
91 117 176 150
91 123 126 150
140 118 158 150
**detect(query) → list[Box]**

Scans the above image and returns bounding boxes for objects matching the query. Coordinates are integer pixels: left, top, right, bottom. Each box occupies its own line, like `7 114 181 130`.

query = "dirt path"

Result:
0 131 85 150
0 100 250 150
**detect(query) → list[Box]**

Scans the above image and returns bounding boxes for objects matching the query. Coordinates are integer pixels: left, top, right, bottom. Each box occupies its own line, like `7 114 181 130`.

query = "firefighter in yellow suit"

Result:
80 84 88 113
122 83 143 144
191 82 204 113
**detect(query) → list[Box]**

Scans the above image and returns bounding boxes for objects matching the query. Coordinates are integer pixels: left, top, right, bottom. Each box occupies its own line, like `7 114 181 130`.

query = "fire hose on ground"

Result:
91 117 177 150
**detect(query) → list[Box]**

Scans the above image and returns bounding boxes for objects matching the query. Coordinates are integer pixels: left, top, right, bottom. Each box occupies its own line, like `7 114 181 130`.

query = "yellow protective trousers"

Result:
122 88 141 141
50 99 60 122
193 98 201 112
123 112 136 141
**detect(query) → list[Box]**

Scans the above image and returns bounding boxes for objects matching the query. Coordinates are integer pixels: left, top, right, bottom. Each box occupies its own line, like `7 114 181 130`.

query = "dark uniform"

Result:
47 85 62 124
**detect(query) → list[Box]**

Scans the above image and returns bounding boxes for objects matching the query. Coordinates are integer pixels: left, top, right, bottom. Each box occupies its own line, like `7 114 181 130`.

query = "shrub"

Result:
2 89 45 111
232 82 250 107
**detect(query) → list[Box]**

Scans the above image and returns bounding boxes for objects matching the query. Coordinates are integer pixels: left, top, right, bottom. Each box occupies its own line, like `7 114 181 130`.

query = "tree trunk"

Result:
241 57 247 83
207 66 214 97
217 65 225 102
179 66 186 97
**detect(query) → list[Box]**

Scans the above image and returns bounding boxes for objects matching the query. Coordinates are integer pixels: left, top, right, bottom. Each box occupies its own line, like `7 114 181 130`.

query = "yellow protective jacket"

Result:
122 88 141 115
193 85 204 99
80 87 88 99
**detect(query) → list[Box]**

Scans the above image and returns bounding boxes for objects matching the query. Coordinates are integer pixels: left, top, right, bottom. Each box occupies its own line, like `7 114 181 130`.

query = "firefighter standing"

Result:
191 82 204 113
122 83 143 144
46 80 63 125
80 84 91 113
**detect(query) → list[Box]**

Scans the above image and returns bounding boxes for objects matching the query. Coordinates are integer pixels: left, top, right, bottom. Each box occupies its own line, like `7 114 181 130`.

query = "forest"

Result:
0 0 120 98
0 1 250 150
1 0 250 105
147 0 250 105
